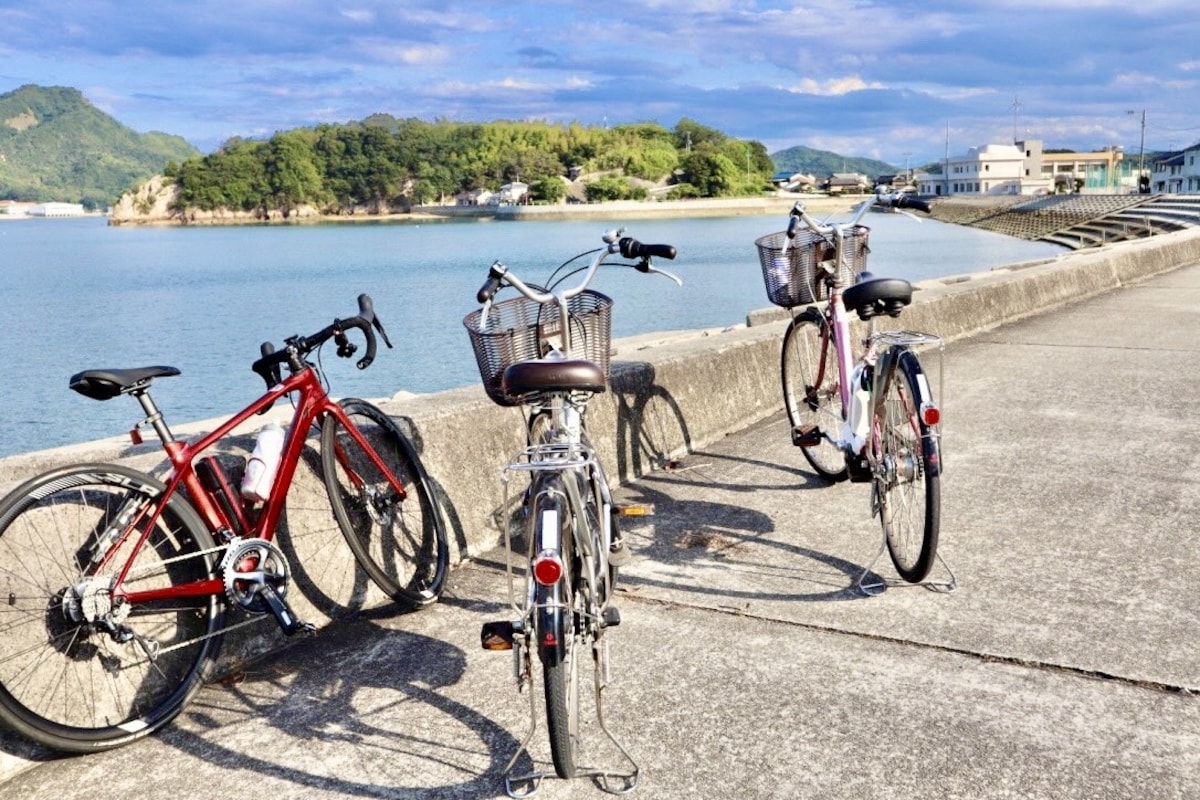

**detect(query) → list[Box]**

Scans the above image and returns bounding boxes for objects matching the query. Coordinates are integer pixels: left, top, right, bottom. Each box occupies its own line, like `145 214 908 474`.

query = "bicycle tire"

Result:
781 311 848 481
0 463 224 752
321 399 449 610
529 478 579 779
876 349 940 582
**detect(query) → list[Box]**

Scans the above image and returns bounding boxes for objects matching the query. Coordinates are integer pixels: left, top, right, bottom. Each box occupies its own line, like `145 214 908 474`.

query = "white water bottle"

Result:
241 422 285 502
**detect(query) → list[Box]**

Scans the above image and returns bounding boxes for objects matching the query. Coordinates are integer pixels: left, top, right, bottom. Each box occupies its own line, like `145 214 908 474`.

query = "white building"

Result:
28 202 85 217
918 143 1026 197
918 139 1126 197
1151 143 1200 194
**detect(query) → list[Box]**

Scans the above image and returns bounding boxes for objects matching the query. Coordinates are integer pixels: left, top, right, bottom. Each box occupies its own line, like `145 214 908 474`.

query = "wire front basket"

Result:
755 225 871 307
463 289 613 406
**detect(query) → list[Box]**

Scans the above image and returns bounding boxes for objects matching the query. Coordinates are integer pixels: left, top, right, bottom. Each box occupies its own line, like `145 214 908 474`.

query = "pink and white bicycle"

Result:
756 190 953 593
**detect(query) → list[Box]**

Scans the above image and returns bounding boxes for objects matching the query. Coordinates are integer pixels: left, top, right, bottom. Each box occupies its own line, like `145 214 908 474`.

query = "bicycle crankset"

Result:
220 538 313 636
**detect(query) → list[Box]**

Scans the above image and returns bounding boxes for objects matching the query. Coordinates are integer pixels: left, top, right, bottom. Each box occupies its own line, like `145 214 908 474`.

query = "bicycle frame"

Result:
104 364 406 606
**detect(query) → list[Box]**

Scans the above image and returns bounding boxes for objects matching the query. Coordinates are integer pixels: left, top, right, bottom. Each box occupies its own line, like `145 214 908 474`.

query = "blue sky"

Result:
3 1 1198 167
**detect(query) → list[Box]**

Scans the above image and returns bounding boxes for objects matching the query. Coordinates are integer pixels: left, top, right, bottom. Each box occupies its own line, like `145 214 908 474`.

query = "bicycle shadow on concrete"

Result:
606 371 881 599
161 620 521 798
617 473 885 604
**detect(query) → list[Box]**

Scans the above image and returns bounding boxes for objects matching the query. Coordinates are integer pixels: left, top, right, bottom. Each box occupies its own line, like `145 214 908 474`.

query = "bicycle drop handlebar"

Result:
251 293 393 389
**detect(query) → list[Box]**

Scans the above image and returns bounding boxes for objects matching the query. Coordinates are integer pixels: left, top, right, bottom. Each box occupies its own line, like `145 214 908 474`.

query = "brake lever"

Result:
371 315 393 348
638 261 682 286
478 298 494 332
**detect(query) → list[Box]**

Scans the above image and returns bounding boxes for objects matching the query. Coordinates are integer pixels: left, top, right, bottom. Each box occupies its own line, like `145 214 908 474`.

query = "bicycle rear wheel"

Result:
529 477 580 779
781 311 848 481
0 464 223 752
876 349 940 582
322 399 449 610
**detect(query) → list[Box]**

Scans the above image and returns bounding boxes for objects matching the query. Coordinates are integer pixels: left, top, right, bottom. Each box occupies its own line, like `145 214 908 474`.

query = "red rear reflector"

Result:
532 553 563 586
921 404 941 426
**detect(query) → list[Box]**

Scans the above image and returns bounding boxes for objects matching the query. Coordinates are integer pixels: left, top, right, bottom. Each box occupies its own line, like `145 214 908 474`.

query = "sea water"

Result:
0 213 1061 457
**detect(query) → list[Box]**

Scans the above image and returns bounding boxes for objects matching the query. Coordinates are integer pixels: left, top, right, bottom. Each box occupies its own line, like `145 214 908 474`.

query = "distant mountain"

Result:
0 84 199 209
771 144 898 179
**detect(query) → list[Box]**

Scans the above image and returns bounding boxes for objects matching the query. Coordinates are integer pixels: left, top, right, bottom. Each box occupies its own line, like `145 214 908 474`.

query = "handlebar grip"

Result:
894 195 932 214
619 237 677 261
477 274 503 304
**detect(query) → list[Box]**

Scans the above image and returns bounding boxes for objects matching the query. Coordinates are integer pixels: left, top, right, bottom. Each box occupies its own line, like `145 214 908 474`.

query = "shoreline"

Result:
108 194 861 227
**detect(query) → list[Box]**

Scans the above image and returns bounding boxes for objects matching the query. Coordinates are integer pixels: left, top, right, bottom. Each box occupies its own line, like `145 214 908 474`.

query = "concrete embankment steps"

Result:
932 193 1200 250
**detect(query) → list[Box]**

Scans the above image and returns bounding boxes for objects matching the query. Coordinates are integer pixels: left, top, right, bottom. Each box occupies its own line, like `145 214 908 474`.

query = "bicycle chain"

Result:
107 541 273 659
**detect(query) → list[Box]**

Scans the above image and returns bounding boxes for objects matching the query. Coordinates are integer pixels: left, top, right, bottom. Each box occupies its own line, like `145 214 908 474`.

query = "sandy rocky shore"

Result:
108 175 857 226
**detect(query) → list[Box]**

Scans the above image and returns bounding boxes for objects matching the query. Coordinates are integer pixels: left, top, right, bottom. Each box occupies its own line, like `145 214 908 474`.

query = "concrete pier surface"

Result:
1 239 1198 797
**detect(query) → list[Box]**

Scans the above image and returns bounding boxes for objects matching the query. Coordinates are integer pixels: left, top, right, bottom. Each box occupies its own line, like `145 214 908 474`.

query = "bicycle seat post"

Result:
129 387 176 445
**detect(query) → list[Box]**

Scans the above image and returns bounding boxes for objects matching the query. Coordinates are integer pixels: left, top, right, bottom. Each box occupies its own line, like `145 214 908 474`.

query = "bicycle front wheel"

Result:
322 399 449 610
781 311 848 481
876 349 940 582
0 464 223 752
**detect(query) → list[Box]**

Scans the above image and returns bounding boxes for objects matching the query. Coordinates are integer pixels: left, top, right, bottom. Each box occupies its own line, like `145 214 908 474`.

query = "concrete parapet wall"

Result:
2 226 1198 674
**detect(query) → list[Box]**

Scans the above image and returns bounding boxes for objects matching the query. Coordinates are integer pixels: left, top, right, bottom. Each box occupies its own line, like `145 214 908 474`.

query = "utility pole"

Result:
1011 96 1022 144
1126 109 1147 191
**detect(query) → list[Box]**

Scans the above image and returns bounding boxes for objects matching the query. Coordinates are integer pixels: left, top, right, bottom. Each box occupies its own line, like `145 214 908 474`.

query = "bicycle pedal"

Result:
614 503 655 517
608 541 632 567
481 620 515 651
792 425 823 448
601 606 621 628
257 584 311 636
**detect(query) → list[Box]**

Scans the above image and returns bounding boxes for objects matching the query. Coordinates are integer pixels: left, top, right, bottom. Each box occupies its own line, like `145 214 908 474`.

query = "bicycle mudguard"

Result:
876 348 942 477
530 475 569 665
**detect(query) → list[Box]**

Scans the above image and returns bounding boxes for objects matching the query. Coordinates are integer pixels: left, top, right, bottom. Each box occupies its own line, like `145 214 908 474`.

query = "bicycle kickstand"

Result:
578 634 640 795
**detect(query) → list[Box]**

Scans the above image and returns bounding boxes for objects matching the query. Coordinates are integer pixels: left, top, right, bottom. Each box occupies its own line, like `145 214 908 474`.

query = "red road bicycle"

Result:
0 294 448 752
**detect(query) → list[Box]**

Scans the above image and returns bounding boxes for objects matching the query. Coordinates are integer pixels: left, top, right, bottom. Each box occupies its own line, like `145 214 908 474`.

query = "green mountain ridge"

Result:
0 84 199 209
770 144 898 178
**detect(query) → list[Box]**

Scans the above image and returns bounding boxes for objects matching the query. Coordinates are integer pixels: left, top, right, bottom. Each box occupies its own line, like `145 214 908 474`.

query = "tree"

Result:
263 132 325 214
680 145 740 196
530 177 566 204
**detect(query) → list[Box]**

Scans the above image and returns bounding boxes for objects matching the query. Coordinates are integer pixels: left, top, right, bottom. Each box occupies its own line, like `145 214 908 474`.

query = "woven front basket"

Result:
755 225 871 307
463 289 613 406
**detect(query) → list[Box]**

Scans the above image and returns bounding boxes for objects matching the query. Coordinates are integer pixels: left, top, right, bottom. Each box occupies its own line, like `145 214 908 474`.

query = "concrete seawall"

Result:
2 226 1198 673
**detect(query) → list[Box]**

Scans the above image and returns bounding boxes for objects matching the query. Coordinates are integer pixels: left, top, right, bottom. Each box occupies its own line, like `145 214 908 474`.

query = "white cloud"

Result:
339 8 375 24
788 76 884 96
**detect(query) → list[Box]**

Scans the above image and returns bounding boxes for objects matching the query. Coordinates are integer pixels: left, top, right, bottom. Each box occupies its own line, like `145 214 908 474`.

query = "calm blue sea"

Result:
0 212 1062 457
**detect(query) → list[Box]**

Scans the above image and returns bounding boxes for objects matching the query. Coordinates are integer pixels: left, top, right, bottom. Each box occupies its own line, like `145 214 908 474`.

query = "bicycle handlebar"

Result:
251 293 393 389
475 231 680 308
619 237 677 261
788 189 931 241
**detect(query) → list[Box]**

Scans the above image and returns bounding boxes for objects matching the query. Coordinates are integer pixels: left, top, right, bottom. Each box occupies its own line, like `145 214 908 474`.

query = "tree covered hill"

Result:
0 84 199 209
771 144 897 178
155 117 777 219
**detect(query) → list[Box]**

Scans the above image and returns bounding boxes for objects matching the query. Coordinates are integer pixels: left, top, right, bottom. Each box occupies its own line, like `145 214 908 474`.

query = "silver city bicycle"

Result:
464 229 679 797
755 190 955 593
